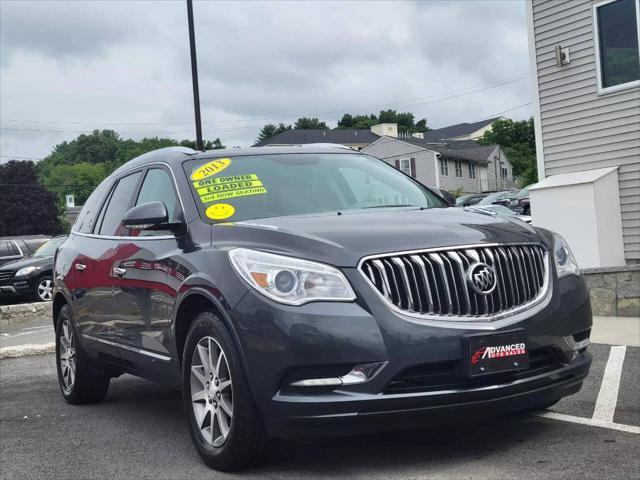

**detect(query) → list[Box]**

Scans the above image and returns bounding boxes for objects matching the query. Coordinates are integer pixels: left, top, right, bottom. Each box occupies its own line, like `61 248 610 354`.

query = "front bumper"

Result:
265 351 590 438
230 271 593 438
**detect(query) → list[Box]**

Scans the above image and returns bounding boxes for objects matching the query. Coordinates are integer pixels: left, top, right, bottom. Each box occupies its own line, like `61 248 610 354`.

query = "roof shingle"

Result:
420 117 499 142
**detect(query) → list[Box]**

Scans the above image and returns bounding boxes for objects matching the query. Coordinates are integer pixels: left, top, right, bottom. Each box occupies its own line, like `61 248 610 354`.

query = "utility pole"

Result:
186 0 203 150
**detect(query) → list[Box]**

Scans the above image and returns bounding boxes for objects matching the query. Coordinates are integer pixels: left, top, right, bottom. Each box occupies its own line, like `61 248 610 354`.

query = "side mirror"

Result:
122 201 184 235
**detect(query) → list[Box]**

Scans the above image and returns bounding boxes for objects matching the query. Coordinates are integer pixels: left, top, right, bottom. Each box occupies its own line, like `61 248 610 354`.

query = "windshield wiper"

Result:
362 204 419 209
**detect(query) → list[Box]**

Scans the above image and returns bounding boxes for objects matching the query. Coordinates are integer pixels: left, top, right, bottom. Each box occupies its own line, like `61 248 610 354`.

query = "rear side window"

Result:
74 180 113 234
0 240 17 257
97 172 142 236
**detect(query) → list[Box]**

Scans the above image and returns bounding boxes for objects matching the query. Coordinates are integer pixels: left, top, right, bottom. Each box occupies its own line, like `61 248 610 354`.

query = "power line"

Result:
471 103 532 123
0 154 44 160
0 73 530 130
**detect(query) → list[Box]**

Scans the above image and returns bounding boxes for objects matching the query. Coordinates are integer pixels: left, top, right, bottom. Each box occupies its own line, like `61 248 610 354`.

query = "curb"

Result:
0 343 55 359
0 302 52 330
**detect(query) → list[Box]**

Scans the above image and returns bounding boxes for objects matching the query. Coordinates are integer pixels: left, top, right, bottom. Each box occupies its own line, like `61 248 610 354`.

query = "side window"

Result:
136 169 179 221
131 168 181 237
97 172 142 236
74 180 113 234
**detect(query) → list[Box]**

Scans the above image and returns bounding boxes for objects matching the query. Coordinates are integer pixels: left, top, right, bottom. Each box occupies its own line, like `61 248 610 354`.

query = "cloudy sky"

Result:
0 0 532 162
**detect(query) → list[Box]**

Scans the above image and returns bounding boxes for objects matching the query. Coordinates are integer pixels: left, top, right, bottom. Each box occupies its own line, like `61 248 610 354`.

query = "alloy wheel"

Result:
190 336 233 447
59 319 76 394
37 279 53 301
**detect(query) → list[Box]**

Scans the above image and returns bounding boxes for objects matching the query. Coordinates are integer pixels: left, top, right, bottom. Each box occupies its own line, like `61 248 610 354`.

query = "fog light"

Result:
289 362 387 388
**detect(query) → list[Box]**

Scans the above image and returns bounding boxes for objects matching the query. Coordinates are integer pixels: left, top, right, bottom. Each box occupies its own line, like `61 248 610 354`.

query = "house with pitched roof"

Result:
363 120 518 194
253 118 516 194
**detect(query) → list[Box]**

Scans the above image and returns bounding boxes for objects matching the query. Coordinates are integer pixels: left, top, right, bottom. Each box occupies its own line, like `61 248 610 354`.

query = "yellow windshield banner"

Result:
194 173 267 204
200 185 267 203
193 173 262 192
191 158 232 181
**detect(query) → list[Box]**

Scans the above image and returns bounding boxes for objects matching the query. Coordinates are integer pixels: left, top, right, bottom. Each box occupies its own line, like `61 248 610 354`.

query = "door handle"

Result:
112 267 127 277
75 263 86 272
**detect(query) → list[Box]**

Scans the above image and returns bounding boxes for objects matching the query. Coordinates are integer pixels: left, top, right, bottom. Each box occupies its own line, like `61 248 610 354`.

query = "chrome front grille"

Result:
360 244 548 319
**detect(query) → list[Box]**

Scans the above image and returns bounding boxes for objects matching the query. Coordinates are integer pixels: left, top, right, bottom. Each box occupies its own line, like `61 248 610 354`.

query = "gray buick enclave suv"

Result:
52 145 592 471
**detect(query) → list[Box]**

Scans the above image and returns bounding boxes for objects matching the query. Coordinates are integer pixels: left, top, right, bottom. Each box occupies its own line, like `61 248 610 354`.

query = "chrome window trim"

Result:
357 242 551 323
71 161 188 240
11 240 24 257
82 333 171 361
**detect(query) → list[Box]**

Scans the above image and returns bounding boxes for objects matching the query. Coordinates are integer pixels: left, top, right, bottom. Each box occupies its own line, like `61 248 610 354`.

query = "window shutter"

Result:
395 159 400 169
410 158 416 177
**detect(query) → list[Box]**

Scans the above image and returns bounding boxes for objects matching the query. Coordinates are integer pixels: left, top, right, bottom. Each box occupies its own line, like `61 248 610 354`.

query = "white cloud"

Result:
0 0 532 160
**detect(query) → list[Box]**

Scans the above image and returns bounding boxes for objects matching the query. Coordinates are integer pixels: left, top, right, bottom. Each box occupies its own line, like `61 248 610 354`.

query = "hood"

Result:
210 207 546 267
0 255 52 272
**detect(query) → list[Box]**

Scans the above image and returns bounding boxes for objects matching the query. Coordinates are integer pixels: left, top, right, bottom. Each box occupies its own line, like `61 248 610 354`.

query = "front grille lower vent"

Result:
384 347 562 394
360 244 548 319
0 271 14 285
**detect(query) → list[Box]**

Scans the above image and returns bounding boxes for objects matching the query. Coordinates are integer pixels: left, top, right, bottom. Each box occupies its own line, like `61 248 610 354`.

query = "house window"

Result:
594 0 640 93
469 163 477 179
439 158 448 176
501 166 508 179
399 158 412 176
454 160 463 178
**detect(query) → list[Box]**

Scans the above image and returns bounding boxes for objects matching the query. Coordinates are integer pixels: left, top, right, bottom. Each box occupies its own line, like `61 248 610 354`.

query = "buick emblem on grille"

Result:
467 262 497 295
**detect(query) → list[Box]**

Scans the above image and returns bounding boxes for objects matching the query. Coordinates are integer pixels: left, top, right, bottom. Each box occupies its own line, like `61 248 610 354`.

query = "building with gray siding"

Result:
363 136 517 194
527 0 640 264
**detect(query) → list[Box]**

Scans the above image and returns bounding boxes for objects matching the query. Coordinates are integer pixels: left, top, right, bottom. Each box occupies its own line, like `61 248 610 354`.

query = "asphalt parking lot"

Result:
1 343 638 480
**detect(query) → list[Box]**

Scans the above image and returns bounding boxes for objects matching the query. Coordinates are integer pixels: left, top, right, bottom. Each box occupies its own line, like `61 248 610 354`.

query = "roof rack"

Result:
295 143 353 150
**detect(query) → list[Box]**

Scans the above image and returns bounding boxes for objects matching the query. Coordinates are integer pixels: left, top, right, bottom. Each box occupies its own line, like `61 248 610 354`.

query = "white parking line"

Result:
536 411 640 435
534 345 638 434
593 345 627 423
1 326 54 339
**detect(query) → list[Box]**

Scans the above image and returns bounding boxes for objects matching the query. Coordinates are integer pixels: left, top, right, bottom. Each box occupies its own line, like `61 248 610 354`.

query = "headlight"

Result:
15 266 38 277
553 233 580 278
229 248 356 305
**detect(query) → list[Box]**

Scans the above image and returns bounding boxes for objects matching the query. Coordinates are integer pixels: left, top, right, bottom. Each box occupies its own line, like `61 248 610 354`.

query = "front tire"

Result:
34 276 53 302
182 311 266 471
55 305 110 404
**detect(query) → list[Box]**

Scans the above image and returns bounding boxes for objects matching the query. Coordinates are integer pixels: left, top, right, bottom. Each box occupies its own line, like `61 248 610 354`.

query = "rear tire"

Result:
182 311 267 471
55 305 110 404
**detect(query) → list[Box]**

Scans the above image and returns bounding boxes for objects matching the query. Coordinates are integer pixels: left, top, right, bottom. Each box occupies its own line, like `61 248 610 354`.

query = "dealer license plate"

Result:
467 330 529 377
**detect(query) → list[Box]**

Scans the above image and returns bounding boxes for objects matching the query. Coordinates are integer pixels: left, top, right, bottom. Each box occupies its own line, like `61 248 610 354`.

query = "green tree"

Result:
255 123 291 143
0 160 63 236
337 113 378 129
294 117 328 129
478 118 538 187
337 110 428 134
38 130 226 207
44 162 110 206
415 118 429 132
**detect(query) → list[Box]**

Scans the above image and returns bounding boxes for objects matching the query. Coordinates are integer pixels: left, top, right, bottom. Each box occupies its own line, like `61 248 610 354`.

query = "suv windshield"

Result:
33 236 66 257
184 153 446 223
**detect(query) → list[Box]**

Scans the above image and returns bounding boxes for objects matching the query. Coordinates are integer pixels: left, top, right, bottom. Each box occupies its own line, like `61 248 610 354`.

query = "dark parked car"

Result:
0 236 67 302
466 204 532 224
434 188 456 206
53 146 592 471
476 190 517 206
0 235 50 266
501 186 532 215
455 193 486 207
